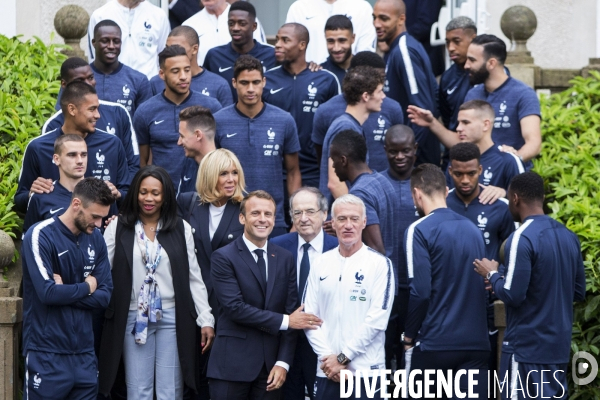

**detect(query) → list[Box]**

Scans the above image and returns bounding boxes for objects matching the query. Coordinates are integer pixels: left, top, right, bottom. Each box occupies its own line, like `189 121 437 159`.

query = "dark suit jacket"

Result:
177 193 244 316
169 0 202 28
98 218 199 395
207 236 298 382
270 231 338 300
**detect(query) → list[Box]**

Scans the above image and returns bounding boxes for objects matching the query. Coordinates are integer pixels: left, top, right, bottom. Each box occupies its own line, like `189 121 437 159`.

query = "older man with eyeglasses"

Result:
270 186 338 400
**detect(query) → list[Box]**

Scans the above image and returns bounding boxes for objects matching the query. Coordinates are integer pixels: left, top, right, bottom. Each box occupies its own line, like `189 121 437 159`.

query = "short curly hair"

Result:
342 66 384 106
509 172 544 203
233 55 264 80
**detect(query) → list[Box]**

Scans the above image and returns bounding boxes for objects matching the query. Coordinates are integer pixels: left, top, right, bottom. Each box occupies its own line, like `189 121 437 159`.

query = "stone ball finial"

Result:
0 230 15 269
501 6 537 47
54 5 90 60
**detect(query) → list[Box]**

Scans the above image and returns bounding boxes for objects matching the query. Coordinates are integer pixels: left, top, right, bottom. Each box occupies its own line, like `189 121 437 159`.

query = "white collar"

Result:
298 229 324 254
242 233 268 255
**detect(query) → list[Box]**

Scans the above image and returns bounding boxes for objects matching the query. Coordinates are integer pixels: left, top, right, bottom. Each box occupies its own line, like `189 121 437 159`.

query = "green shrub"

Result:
536 71 600 399
0 35 67 240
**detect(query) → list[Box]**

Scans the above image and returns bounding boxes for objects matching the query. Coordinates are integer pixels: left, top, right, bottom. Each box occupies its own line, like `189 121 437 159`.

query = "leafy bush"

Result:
536 71 600 399
0 35 66 239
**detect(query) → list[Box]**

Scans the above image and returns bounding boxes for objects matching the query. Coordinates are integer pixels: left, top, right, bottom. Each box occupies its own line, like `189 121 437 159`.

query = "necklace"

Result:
141 220 158 232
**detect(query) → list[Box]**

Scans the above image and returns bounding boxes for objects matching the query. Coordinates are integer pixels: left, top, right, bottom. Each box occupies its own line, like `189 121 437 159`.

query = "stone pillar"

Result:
0 281 22 400
494 300 506 400
501 6 540 89
54 5 90 60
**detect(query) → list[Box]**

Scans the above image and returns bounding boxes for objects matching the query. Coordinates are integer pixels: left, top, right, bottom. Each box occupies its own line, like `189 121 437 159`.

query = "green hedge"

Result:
535 72 600 399
0 35 67 240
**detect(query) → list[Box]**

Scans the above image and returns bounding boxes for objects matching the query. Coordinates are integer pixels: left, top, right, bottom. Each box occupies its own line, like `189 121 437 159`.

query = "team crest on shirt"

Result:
355 271 364 285
483 168 493 185
122 85 130 98
307 83 318 99
378 116 385 128
267 128 276 141
106 123 116 135
201 88 210 96
88 245 95 261
144 21 152 30
373 116 387 141
495 101 511 128
477 213 491 245
96 150 105 166
33 373 42 389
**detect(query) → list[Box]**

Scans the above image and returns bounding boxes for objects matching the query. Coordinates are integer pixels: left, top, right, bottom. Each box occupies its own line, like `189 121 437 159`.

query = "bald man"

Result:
264 23 340 189
373 0 440 166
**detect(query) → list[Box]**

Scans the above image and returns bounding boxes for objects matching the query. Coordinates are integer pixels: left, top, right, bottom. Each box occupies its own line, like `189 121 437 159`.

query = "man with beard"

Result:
134 45 222 187
464 35 541 170
373 0 440 166
403 163 489 398
320 15 355 84
21 177 114 399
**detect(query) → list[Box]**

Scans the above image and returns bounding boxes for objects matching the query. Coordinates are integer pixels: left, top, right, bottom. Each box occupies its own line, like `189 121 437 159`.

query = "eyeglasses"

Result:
292 209 320 219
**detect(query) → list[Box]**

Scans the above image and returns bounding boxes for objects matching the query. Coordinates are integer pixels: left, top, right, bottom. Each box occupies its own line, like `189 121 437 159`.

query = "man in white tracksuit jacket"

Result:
303 194 394 400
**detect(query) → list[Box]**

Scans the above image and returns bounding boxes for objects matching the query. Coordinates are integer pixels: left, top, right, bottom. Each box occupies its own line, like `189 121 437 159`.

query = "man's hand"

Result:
473 258 499 278
407 105 435 128
104 181 121 200
478 184 506 205
53 274 63 284
200 326 215 354
266 365 287 391
30 177 54 196
499 144 518 156
320 354 347 380
323 220 336 237
308 61 322 72
85 275 98 294
289 304 323 330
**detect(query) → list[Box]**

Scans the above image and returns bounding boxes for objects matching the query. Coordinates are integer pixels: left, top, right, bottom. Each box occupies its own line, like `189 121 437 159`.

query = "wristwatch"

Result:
401 333 414 346
486 270 498 280
337 352 351 365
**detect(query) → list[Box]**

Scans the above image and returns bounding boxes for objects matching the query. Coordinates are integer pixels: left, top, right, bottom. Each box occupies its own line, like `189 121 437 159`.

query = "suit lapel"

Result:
265 243 278 305
211 201 238 251
237 237 267 294
197 203 213 259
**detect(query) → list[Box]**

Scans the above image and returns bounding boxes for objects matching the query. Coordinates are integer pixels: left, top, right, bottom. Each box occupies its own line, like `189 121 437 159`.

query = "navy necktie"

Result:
299 242 311 298
254 249 267 285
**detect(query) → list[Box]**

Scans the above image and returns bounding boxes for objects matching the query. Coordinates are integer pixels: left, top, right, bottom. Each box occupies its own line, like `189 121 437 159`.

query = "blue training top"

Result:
490 215 586 364
320 56 347 85
384 32 440 165
22 217 113 355
404 207 490 351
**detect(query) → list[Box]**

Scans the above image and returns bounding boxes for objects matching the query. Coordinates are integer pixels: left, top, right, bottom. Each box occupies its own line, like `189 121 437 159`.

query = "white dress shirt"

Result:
242 233 290 371
208 203 226 241
297 229 324 290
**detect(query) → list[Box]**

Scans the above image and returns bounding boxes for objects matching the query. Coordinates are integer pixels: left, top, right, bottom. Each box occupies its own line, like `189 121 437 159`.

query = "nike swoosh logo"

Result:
183 176 191 181
306 16 315 20
219 66 232 72
447 86 458 95
154 120 165 125
49 207 64 215
58 250 69 257
319 276 328 281
226 133 238 138
270 88 284 94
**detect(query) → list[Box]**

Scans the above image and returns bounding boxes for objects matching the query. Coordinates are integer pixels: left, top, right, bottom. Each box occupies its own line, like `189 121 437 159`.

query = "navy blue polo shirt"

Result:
439 63 471 131
214 103 301 228
203 41 276 101
177 157 199 197
263 65 340 185
90 62 153 117
134 91 222 185
312 94 404 172
149 68 233 107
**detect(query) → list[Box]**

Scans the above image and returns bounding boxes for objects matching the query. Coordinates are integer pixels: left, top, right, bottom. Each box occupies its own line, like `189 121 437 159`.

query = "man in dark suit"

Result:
209 190 323 400
270 187 338 400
